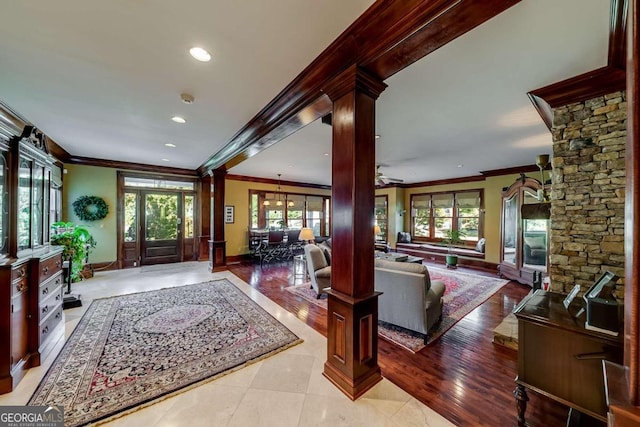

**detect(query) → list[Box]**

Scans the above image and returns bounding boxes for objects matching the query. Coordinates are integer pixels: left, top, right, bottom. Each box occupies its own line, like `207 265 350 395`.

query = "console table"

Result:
513 290 623 425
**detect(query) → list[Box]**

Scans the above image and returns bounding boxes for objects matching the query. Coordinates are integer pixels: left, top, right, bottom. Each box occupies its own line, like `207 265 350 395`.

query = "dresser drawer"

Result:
11 275 29 297
39 305 63 346
40 286 63 321
38 254 63 283
11 264 29 282
39 272 63 302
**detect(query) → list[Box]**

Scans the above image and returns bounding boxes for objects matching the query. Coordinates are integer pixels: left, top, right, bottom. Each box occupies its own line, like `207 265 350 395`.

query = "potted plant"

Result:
442 229 466 268
50 222 96 282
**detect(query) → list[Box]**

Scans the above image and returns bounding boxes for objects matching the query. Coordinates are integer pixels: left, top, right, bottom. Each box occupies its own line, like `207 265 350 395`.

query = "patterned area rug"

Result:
285 266 508 352
29 280 301 426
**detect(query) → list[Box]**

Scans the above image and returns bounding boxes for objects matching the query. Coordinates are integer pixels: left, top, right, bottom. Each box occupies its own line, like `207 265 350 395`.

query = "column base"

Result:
323 289 382 400
209 240 227 272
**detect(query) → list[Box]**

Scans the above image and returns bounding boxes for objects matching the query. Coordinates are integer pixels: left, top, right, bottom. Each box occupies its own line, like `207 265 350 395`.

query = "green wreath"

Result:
72 196 109 221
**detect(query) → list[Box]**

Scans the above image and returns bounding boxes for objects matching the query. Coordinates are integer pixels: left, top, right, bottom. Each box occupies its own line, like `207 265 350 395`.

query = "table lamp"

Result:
298 227 315 244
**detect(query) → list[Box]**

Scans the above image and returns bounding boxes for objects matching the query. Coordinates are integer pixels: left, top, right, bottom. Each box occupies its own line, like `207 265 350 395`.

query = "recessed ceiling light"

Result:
165 143 176 148
323 153 329 156
161 158 170 162
189 47 211 62
171 116 186 124
457 164 464 168
375 135 381 139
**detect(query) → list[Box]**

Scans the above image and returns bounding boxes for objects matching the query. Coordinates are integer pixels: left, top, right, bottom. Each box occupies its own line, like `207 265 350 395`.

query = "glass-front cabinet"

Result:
499 176 549 287
16 143 51 255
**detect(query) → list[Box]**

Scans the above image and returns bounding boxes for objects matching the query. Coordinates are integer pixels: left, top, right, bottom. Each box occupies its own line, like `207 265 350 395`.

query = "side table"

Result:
293 254 307 281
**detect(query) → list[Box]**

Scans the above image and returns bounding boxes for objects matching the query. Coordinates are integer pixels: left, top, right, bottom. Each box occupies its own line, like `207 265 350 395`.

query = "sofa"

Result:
374 258 446 340
304 244 331 298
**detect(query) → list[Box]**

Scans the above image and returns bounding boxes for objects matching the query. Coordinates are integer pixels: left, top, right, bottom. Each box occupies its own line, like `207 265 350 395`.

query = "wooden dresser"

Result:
513 290 623 426
0 246 64 393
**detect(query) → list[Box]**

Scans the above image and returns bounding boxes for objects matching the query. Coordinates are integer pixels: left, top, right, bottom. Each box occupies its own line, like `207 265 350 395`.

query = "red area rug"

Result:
29 280 301 426
285 266 508 352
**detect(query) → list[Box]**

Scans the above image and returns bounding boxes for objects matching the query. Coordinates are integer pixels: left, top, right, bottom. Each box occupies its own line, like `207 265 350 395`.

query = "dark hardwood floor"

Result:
228 259 569 426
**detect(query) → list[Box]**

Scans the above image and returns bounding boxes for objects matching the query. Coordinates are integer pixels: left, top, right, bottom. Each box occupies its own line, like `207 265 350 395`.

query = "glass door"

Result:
501 193 518 265
141 192 181 265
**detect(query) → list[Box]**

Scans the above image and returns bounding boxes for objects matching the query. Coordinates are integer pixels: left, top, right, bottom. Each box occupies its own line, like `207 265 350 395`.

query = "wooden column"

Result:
209 168 227 272
198 173 212 261
322 65 387 400
605 1 640 425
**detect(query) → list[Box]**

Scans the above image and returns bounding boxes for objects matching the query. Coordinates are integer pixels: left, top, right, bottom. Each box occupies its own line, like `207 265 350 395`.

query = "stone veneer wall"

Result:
549 91 627 295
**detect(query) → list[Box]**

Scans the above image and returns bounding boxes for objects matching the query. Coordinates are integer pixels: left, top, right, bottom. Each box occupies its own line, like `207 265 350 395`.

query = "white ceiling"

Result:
0 0 610 186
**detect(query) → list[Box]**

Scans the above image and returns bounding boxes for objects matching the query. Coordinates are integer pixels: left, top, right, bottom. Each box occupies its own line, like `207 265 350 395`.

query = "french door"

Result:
121 190 196 267
141 192 181 264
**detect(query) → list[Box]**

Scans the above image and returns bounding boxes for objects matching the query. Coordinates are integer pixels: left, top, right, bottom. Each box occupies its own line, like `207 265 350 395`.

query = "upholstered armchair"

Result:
304 244 331 298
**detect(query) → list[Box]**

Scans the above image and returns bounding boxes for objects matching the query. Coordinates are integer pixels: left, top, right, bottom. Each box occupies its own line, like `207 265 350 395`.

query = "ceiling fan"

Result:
375 165 404 186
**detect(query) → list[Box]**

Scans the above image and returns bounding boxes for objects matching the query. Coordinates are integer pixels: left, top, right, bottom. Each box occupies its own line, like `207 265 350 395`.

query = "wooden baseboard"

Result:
226 254 251 264
89 261 119 272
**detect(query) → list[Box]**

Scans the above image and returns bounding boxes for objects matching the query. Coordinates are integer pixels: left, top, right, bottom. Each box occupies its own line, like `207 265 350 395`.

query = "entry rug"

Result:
286 266 508 352
29 280 301 426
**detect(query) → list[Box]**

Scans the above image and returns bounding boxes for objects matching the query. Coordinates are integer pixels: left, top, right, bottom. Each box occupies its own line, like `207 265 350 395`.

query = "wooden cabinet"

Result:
30 250 64 366
514 290 623 425
0 124 64 394
499 175 550 286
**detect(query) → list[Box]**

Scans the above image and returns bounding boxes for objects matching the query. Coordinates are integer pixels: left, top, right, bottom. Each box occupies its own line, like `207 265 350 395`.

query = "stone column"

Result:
322 65 387 400
549 92 627 293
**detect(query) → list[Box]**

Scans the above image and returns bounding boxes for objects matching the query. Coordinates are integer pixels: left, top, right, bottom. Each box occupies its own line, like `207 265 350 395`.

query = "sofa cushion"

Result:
374 258 426 275
524 236 545 249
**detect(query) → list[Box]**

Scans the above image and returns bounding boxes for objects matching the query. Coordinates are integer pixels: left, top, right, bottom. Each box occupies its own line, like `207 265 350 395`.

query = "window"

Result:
249 190 330 236
124 193 137 242
411 194 431 239
410 190 483 243
123 177 194 190
375 195 388 241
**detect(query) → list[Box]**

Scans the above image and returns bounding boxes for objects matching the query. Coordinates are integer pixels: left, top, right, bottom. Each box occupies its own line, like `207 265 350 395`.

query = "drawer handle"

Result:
43 266 49 275
55 294 61 301
42 326 49 335
55 312 61 320
56 260 61 268
55 278 61 285
16 283 28 293
42 305 49 314
18 268 25 277
42 287 49 295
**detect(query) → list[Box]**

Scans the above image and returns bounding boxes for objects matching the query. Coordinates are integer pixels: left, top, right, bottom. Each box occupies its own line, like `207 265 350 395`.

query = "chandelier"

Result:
263 174 293 207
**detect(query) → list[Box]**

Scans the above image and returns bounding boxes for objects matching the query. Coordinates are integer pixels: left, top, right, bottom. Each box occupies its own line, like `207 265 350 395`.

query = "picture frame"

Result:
224 205 234 224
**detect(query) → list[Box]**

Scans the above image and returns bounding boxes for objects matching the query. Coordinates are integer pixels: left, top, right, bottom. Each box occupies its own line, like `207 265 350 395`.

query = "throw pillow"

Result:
397 232 412 243
318 242 331 265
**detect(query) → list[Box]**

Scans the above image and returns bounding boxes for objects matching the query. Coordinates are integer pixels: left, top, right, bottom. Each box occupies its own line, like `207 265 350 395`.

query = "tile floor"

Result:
0 262 454 427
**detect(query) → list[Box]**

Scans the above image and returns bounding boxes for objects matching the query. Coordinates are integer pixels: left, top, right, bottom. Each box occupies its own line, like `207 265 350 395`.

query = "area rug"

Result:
29 279 301 426
285 266 508 352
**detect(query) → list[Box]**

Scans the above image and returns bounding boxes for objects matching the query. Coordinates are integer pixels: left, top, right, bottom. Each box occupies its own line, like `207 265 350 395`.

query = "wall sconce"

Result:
399 209 407 216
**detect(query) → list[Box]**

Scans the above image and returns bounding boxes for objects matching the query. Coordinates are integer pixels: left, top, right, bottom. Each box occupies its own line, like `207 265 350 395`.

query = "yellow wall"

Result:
374 186 405 248
402 173 522 264
225 179 331 256
60 166 523 265
62 164 118 263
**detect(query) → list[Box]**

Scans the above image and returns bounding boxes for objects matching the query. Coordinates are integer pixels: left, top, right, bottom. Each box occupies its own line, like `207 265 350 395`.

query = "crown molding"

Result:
226 174 331 190
67 156 198 177
528 0 628 130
